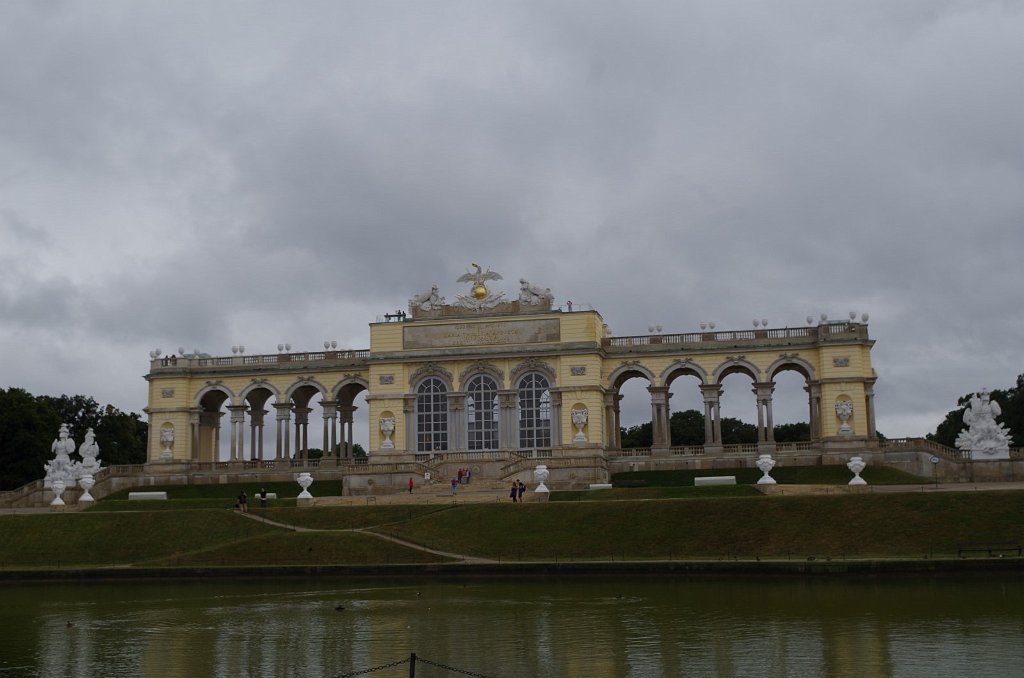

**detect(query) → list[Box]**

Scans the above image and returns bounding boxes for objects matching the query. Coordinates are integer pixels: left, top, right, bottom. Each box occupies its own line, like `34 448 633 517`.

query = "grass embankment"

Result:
611 465 927 487
5 482 1023 570
94 482 308 511
0 505 455 569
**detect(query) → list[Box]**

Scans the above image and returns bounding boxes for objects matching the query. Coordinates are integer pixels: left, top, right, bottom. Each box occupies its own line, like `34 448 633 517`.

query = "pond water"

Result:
2 575 1023 677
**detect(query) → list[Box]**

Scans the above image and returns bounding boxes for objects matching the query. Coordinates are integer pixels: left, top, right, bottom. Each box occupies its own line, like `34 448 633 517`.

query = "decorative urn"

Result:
756 455 777 485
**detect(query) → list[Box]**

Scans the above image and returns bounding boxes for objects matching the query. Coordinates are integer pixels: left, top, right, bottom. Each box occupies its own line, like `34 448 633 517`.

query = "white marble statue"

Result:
847 456 867 485
955 388 1012 460
78 474 96 503
379 416 396 449
50 478 67 506
835 400 853 436
78 428 102 476
44 423 77 490
410 284 446 311
518 278 554 306
571 407 589 443
756 454 777 485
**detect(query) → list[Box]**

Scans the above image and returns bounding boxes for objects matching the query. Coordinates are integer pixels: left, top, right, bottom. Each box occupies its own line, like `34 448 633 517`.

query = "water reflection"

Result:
2 577 1024 677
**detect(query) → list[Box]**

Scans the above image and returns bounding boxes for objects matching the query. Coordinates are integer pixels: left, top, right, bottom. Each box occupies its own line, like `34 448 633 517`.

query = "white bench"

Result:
694 476 736 486
128 491 168 500
588 483 613 490
254 493 277 500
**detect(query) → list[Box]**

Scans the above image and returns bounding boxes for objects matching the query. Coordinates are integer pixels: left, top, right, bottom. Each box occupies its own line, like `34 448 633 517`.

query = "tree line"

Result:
926 374 1024 448
0 389 148 491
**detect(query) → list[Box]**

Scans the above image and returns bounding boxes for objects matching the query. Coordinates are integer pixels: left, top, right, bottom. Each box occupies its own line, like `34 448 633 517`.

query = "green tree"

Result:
669 410 705 445
93 404 148 466
720 417 757 444
773 422 810 442
0 388 61 490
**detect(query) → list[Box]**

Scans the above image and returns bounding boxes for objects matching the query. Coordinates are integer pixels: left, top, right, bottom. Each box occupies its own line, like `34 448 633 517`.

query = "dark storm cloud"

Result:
0 0 1022 437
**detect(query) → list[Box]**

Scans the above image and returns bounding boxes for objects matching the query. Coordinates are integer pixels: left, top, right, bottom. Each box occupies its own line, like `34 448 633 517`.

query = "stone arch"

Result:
332 375 370 403
607 361 656 390
239 379 281 402
194 382 235 407
660 359 708 387
712 357 762 383
284 378 328 402
766 355 816 382
458 360 504 390
409 362 454 390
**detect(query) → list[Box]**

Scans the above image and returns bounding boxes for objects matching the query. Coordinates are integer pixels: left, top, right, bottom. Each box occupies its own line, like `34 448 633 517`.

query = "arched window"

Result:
416 377 448 452
518 373 551 449
466 374 499 450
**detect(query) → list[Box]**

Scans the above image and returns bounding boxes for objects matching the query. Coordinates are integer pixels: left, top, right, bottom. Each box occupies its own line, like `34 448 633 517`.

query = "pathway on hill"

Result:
235 507 497 563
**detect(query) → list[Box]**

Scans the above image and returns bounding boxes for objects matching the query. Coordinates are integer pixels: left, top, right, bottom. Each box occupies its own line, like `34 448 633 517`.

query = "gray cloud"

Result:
1 1 1022 444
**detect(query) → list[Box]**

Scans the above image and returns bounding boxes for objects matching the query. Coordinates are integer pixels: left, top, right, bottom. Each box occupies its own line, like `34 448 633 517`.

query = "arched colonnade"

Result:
190 377 368 462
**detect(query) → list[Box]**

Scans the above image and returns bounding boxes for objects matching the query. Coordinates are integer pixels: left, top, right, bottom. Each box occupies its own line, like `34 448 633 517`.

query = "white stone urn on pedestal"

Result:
379 416 395 450
78 474 96 503
570 408 589 444
296 472 314 498
533 465 550 494
50 479 67 506
847 457 867 485
756 454 777 485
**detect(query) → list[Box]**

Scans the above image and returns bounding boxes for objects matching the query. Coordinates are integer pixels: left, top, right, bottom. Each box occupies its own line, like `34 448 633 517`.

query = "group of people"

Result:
237 487 270 512
509 479 526 503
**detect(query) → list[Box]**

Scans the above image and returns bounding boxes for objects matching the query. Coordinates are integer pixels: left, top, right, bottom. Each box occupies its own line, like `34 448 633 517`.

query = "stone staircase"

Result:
314 478 540 506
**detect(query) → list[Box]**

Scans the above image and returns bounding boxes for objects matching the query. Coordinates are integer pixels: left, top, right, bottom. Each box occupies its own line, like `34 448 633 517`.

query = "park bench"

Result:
957 541 1022 558
128 491 168 501
588 483 613 490
694 476 736 486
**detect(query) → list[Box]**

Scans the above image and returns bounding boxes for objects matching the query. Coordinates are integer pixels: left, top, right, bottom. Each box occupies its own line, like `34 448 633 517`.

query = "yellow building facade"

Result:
144 272 877 468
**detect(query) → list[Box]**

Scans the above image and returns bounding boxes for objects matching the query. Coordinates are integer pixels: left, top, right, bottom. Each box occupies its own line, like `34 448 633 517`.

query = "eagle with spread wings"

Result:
456 263 503 285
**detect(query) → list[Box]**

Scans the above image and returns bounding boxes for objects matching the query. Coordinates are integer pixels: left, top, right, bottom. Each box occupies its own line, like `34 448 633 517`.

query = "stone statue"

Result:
518 278 554 306
756 454 777 485
955 388 1012 459
847 456 867 485
379 416 395 449
44 424 77 490
835 400 853 436
409 285 446 312
533 464 550 494
571 407 589 443
454 263 506 309
78 428 102 476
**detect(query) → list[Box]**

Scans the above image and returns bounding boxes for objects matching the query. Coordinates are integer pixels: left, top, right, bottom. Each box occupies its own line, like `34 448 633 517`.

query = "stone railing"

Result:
603 322 868 350
878 437 971 461
150 349 370 372
670 445 706 456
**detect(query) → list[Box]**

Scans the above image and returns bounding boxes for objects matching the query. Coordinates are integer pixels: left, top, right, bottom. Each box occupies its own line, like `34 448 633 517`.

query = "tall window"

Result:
518 373 551 448
466 375 499 450
416 377 448 452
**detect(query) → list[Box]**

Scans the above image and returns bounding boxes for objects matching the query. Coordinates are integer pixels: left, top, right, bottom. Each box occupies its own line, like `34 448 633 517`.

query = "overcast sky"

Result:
2 1 1022 450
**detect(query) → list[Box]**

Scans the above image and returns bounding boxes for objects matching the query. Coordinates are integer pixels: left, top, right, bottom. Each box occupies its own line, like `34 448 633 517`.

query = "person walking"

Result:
451 477 458 496
238 490 248 513
510 482 518 503
517 480 526 503
408 477 415 494
457 468 464 485
259 487 268 509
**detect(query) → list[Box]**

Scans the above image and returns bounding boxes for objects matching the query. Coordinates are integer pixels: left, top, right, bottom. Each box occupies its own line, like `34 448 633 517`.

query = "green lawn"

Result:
550 485 762 501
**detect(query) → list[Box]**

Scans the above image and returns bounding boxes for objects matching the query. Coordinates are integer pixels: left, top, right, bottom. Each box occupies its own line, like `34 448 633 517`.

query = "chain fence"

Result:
331 653 496 678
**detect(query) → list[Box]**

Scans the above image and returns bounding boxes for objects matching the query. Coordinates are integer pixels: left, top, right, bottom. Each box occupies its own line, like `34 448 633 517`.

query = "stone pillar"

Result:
805 382 822 441
648 386 671 452
549 390 563 448
227 405 246 461
603 391 619 450
293 406 311 458
403 394 416 453
498 391 518 449
339 405 356 458
189 410 200 461
700 384 723 450
249 408 267 461
448 392 466 451
274 403 292 459
321 400 338 457
864 381 877 439
753 382 776 450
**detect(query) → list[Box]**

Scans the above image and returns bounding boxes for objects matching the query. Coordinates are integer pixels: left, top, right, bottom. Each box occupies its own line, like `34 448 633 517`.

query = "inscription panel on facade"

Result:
404 319 560 350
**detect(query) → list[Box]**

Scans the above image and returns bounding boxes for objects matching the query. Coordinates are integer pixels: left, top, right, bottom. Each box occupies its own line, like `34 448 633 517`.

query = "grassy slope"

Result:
612 465 927 487
371 491 1024 560
5 490 1024 568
